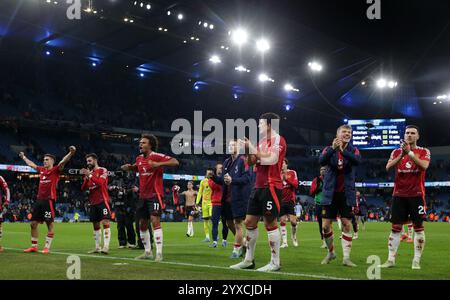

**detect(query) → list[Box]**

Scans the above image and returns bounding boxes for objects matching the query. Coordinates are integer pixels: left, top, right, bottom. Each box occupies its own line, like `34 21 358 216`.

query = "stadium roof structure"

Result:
1 0 450 145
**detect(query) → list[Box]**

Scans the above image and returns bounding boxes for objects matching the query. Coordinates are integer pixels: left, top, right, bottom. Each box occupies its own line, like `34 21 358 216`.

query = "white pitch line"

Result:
4 247 350 280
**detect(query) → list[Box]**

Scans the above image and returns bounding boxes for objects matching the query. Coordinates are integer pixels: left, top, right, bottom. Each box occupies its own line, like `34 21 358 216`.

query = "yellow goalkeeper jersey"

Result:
196 178 212 205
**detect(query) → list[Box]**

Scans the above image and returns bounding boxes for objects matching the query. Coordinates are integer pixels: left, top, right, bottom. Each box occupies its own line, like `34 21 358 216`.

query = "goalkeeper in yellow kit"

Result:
196 168 214 242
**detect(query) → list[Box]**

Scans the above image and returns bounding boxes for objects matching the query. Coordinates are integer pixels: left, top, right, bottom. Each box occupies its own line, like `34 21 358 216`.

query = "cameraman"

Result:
110 180 137 248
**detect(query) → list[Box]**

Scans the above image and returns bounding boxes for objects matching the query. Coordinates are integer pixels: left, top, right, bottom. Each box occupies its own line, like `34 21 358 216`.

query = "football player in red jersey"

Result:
380 125 430 270
280 158 299 248
80 153 112 254
121 134 179 262
19 146 76 254
0 175 10 252
230 112 287 272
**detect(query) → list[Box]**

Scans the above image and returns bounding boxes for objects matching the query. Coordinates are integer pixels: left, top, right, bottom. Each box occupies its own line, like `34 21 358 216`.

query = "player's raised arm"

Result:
0 176 10 204
148 157 179 168
58 146 76 171
409 148 430 171
18 152 38 170
121 163 138 172
386 149 404 171
196 181 203 205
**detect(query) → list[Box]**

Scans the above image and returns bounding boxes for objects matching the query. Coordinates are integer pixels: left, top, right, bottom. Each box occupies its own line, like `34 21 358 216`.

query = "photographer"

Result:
109 179 137 249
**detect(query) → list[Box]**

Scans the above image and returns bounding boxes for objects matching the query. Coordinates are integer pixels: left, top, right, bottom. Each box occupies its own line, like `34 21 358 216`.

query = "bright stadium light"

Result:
258 73 274 83
209 24 214 30
177 13 183 20
146 4 151 10
203 22 208 28
284 104 293 111
376 78 387 89
209 55 221 64
388 81 398 89
284 83 299 92
308 61 323 72
437 94 448 100
167 11 171 16
235 65 250 72
256 38 270 53
231 28 248 45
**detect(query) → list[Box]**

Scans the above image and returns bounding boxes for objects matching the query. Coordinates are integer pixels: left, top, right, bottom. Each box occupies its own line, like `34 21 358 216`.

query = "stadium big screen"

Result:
346 119 406 150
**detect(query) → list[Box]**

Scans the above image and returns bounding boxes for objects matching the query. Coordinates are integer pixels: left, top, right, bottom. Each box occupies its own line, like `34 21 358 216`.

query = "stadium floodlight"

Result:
437 95 448 100
139 73 144 78
209 24 214 30
91 62 97 67
361 81 366 85
256 38 270 53
45 51 51 56
235 65 250 72
284 104 292 111
231 28 248 45
376 78 387 89
308 61 323 72
258 73 274 83
203 22 208 28
140 2 143 7
209 55 221 64
388 81 398 89
177 13 183 20
167 11 171 16
284 83 299 92
146 4 151 10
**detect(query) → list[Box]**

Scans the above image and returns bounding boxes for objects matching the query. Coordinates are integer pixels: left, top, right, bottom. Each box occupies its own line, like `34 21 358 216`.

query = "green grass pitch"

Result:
0 221 448 280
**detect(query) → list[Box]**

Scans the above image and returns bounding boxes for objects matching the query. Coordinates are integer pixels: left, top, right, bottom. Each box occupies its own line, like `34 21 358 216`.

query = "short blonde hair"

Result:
336 124 352 134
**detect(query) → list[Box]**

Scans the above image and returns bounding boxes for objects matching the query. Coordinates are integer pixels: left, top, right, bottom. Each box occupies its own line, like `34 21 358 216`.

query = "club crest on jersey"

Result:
405 161 412 169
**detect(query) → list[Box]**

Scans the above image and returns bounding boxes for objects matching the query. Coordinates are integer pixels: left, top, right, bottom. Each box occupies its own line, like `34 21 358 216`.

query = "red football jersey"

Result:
81 167 110 206
135 152 172 201
255 134 287 190
36 166 61 201
282 169 298 203
208 178 222 206
391 147 430 197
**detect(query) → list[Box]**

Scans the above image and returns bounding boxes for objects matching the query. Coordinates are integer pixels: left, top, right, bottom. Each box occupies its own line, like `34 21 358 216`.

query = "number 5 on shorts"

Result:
266 201 273 211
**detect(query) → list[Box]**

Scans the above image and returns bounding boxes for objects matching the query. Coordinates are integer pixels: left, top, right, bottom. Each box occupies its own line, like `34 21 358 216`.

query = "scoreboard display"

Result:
346 119 406 150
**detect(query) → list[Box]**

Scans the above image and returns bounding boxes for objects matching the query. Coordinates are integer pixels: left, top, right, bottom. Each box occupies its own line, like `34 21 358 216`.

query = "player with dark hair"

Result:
280 158 299 248
20 146 76 253
310 166 327 248
231 112 287 272
80 153 112 254
380 125 430 270
121 134 179 261
319 124 361 267
0 176 10 252
180 181 197 237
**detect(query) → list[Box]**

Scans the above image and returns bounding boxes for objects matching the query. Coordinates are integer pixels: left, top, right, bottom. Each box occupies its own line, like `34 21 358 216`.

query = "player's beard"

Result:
87 164 94 170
